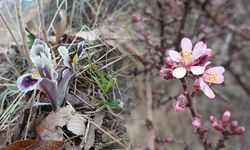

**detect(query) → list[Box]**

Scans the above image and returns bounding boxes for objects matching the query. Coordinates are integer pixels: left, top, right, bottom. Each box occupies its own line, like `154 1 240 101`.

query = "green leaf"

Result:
4 83 19 91
27 33 36 48
95 99 121 109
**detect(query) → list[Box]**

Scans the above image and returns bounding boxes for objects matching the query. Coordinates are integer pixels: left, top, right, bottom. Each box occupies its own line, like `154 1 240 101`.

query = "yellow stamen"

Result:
32 72 40 78
181 51 192 64
73 54 77 64
205 73 218 83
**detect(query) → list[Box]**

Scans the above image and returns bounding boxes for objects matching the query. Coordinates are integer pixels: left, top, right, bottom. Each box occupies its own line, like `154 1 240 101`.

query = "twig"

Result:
69 0 77 33
180 78 211 150
90 120 126 148
175 0 191 51
145 71 156 150
15 0 33 68
0 13 22 55
36 0 48 43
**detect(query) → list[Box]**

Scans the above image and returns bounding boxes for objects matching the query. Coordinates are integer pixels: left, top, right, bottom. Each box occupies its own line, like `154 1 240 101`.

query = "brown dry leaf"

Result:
25 140 64 150
75 29 99 42
0 140 37 150
36 105 75 141
83 113 104 150
67 113 86 135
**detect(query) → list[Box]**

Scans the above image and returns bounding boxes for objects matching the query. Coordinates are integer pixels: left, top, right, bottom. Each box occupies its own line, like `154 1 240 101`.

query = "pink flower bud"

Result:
131 13 141 23
230 121 238 130
222 111 231 125
192 117 201 129
210 116 217 124
173 94 188 112
233 126 246 135
160 68 174 80
212 121 224 131
165 57 173 68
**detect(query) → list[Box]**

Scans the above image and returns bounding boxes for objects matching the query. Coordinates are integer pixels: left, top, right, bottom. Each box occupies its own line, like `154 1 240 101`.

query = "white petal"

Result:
192 41 205 60
181 38 192 51
190 66 205 75
168 50 181 62
172 67 187 78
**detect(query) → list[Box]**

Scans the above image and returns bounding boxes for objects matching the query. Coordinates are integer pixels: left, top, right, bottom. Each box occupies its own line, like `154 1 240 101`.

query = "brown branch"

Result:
15 0 33 68
180 78 211 150
145 71 156 150
175 0 191 51
195 0 250 40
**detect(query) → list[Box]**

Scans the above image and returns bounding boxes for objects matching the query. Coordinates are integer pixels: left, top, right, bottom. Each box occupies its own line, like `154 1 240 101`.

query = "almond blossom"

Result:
196 62 225 99
168 37 211 78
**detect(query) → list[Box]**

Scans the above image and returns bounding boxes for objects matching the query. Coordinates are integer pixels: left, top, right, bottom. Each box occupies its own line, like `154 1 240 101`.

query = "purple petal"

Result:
17 74 40 91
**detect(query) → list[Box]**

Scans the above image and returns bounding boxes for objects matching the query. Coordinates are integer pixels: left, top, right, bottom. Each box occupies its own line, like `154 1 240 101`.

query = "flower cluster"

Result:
160 37 225 99
17 39 84 111
210 111 246 135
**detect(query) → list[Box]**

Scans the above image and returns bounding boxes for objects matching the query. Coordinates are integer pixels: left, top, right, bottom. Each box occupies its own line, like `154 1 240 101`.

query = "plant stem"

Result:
180 78 211 150
15 0 33 68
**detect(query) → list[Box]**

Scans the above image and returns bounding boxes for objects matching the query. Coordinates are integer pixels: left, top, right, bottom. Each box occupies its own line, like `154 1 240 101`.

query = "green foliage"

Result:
86 54 121 109
27 33 36 48
3 83 19 91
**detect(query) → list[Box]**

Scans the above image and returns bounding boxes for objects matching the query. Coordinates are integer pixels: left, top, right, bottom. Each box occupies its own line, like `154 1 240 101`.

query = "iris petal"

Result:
17 74 41 92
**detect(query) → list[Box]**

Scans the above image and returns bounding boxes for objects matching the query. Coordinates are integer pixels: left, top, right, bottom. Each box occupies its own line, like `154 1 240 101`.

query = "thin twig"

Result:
36 0 48 43
15 0 33 68
90 120 126 148
175 0 191 51
180 78 211 150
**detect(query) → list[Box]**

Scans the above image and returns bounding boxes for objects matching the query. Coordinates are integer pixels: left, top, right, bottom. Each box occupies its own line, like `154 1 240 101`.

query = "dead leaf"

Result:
25 140 64 150
83 113 104 150
75 29 99 42
0 140 37 150
36 105 75 141
67 113 86 135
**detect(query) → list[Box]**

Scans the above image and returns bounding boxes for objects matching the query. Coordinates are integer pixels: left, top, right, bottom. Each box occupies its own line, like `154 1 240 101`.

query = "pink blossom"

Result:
173 94 188 112
222 111 231 125
196 62 225 99
210 116 217 124
168 38 209 78
192 117 201 129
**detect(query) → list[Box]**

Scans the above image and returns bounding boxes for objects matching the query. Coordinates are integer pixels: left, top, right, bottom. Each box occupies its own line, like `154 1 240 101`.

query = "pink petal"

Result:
205 48 212 56
215 75 224 84
206 67 225 75
192 42 205 60
199 78 215 99
190 66 205 75
181 38 192 52
172 67 187 78
168 50 181 62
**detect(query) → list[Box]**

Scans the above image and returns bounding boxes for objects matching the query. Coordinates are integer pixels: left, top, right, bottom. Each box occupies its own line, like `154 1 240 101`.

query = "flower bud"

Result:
173 94 188 112
230 121 238 130
233 126 246 135
222 111 231 125
212 121 224 131
160 68 174 80
192 117 201 129
210 116 217 124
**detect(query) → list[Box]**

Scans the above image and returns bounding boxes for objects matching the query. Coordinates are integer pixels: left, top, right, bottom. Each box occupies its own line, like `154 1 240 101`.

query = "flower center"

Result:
205 73 217 83
181 51 192 64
